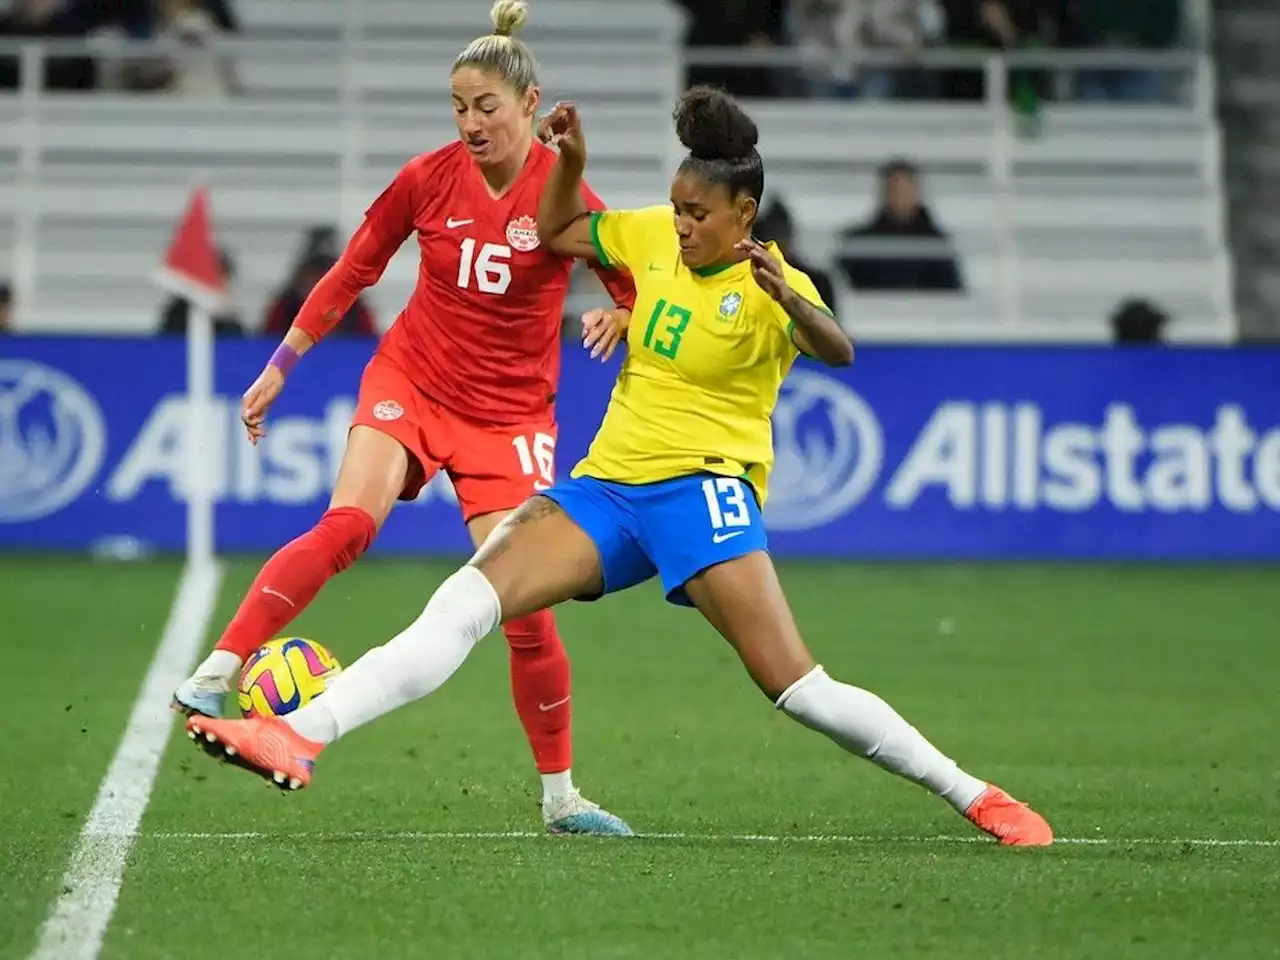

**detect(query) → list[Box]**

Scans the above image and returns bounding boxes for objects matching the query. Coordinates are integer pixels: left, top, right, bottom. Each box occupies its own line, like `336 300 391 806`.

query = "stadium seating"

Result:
1215 0 1280 338
0 0 1234 341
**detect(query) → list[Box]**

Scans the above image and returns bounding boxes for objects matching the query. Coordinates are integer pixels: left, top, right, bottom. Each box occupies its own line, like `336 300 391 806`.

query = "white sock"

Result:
193 649 242 684
284 566 501 745
776 666 987 813
541 770 575 803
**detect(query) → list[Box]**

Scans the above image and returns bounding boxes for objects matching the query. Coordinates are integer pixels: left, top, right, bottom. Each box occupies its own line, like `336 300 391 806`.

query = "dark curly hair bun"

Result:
674 85 759 162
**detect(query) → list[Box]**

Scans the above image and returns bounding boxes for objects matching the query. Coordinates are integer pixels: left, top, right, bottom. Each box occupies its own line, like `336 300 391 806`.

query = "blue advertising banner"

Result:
1 337 1278 559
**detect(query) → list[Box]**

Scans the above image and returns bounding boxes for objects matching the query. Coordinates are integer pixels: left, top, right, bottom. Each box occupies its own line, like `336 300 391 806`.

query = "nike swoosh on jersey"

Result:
446 218 474 228
712 530 746 544
537 696 570 712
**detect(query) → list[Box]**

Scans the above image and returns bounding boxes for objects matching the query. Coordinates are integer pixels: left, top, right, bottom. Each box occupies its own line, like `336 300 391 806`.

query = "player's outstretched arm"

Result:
536 102 596 259
291 221 402 344
242 220 407 443
736 239 853 367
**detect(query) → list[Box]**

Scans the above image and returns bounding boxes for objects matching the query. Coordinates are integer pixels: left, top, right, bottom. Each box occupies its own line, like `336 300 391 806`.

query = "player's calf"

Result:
776 665 1053 846
503 610 574 773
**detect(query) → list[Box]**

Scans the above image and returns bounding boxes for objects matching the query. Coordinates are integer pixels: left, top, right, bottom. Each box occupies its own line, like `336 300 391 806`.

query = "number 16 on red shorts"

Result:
352 354 558 522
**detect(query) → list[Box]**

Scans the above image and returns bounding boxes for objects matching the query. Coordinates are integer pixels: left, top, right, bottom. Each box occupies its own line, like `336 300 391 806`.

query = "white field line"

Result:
147 830 1279 849
30 561 223 960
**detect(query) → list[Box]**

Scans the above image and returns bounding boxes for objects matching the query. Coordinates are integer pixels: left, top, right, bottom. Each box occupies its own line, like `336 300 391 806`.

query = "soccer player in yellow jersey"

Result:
187 87 1052 847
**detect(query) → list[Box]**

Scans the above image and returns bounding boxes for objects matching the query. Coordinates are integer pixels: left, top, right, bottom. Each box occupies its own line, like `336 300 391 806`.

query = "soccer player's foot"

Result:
185 715 323 791
964 785 1053 846
170 673 230 718
543 790 634 837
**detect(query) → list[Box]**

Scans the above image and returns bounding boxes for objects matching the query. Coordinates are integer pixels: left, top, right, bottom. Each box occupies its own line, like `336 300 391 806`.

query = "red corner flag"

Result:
153 186 226 313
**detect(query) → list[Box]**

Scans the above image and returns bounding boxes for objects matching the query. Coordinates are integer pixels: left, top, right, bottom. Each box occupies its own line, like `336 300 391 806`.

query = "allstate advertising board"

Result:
1 337 1278 559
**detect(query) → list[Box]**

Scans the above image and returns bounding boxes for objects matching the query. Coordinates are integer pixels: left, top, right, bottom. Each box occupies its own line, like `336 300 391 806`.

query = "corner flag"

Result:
153 186 226 312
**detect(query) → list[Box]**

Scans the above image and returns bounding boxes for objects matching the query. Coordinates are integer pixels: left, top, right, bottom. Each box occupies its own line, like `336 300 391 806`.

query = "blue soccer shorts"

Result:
541 472 769 607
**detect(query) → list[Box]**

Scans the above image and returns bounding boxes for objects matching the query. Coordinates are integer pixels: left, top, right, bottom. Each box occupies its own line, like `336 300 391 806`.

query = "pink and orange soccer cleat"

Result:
185 714 323 791
964 785 1054 846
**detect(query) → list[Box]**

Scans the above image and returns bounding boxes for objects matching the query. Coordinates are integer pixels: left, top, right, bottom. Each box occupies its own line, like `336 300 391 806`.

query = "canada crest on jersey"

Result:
506 215 540 253
718 291 743 320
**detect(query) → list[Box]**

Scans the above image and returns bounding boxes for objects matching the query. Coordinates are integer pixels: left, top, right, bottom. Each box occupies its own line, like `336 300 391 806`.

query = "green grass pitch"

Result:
3 556 1278 959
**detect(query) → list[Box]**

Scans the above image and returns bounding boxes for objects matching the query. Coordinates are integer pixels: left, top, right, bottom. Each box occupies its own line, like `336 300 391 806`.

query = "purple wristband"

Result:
268 343 300 376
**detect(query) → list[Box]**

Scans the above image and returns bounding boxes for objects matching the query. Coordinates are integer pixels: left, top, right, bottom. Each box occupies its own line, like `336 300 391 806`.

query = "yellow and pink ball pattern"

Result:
236 637 342 718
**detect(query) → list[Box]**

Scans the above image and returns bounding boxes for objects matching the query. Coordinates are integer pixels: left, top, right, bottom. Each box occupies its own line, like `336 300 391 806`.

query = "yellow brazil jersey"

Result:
575 205 832 505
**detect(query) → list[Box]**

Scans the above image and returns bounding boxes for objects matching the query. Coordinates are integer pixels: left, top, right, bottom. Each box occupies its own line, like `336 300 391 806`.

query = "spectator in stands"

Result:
263 253 377 338
296 225 340 263
157 248 245 337
754 198 838 311
0 281 12 334
939 0 1048 101
675 0 796 97
1110 298 1169 344
0 0 178 91
0 0 97 90
163 0 242 98
792 0 944 99
1064 0 1183 103
837 158 964 292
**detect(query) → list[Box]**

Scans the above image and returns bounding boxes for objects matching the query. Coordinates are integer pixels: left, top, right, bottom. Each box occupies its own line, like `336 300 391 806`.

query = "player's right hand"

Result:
582 307 629 362
241 365 285 445
538 101 586 166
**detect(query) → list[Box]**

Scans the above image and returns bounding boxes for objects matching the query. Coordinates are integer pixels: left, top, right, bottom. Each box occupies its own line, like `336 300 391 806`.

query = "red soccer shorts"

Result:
351 353 558 522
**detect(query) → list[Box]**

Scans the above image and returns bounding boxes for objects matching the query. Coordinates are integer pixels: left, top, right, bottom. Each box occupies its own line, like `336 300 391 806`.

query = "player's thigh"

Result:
683 552 816 701
340 359 441 521
329 426 414 525
468 495 604 622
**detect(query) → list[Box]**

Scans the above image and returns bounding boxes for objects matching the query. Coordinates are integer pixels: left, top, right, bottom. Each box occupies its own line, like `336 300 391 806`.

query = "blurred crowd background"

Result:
679 0 1187 103
0 0 1229 347
0 1 1189 101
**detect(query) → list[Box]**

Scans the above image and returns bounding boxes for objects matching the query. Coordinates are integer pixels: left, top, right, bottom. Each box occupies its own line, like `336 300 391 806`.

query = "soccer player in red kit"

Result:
172 0 633 836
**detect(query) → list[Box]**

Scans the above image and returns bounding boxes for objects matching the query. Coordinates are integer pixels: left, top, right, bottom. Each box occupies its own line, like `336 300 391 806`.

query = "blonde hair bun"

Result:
452 0 537 91
491 0 529 37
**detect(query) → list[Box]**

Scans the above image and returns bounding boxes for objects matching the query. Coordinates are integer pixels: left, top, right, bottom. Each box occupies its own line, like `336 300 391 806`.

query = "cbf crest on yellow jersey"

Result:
576 205 832 504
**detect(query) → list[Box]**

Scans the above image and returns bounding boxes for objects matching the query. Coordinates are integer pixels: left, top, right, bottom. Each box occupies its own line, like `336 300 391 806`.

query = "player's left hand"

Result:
537 101 586 165
581 307 630 361
735 239 789 303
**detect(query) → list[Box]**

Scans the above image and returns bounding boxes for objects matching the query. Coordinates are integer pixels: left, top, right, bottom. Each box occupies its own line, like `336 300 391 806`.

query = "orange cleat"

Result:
185 714 323 791
964 785 1054 846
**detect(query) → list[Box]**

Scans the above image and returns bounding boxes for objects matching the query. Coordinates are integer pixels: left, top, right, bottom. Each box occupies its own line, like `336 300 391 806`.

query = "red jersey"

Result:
293 140 635 424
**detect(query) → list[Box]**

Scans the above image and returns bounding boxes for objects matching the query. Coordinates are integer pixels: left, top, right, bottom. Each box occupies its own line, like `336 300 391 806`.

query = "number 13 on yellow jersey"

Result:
642 298 693 359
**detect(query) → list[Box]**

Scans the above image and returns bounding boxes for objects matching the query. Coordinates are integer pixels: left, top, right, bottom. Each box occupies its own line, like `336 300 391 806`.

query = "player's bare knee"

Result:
330 429 411 524
728 634 819 702
327 489 396 528
749 662 815 704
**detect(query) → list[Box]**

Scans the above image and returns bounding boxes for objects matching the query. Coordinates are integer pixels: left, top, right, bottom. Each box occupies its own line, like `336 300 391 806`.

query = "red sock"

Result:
214 506 377 661
504 609 572 775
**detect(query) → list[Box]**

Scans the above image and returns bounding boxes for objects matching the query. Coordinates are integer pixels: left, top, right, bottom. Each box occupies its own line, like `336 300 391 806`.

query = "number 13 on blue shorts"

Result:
542 472 770 607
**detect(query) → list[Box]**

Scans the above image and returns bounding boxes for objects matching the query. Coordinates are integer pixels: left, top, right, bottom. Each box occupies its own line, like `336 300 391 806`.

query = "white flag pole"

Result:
186 298 216 570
